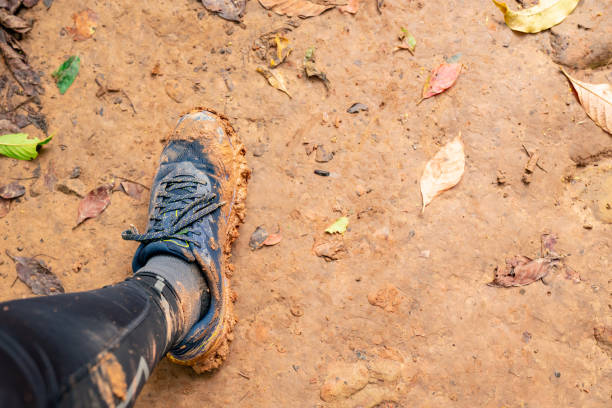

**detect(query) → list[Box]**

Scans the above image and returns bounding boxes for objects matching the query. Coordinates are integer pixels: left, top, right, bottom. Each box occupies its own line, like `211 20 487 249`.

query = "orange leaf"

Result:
66 9 98 41
263 233 282 246
421 62 462 100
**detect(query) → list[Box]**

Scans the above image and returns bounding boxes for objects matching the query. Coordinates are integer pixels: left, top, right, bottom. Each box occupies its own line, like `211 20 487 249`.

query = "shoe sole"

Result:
166 107 250 373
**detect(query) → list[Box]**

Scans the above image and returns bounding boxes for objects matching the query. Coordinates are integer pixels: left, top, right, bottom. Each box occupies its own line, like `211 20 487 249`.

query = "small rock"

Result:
320 361 369 402
249 226 268 250
419 250 430 258
315 145 334 163
347 103 368 114
367 284 404 312
56 179 88 198
583 223 593 230
554 371 561 378
313 238 346 261
496 169 507 185
251 143 267 157
70 166 81 179
314 169 330 177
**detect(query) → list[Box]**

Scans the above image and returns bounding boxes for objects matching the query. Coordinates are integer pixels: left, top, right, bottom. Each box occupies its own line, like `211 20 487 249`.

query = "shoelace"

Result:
121 174 225 247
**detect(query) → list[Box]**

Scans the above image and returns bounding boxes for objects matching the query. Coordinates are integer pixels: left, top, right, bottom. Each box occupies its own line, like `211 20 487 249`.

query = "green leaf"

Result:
325 216 349 234
304 47 314 62
0 133 53 160
52 56 80 94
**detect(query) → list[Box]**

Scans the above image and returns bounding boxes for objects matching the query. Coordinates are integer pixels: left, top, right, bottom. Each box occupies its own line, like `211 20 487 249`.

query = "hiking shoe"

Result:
122 108 249 372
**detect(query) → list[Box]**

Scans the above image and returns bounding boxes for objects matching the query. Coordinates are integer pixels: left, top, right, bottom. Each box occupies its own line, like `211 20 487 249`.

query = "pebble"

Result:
314 169 330 177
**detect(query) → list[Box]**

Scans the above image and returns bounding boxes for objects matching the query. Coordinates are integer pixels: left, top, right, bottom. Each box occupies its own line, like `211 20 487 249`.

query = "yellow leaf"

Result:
256 67 292 98
561 68 612 134
325 216 349 234
420 133 465 212
492 0 579 33
270 36 292 67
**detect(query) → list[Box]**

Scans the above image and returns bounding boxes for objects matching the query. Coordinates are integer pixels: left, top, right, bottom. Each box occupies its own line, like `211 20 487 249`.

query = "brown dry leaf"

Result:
338 0 358 14
562 68 611 134
367 284 404 312
0 29 42 96
488 256 557 287
420 133 465 212
201 0 246 22
256 66 291 98
75 184 112 227
259 0 334 18
6 250 64 295
0 9 31 34
66 9 98 41
120 181 144 200
0 181 24 199
263 232 282 246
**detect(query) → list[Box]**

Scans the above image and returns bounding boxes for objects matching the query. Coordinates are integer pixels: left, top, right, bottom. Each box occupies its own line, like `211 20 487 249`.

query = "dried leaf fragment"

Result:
269 36 292 68
488 256 557 287
257 66 291 98
66 8 98 41
120 181 144 200
561 69 611 134
304 47 330 90
249 225 268 250
0 9 31 34
0 181 24 198
263 232 282 246
420 134 465 211
259 0 334 18
492 0 579 34
393 27 416 54
421 62 461 101
0 29 42 96
75 184 112 227
6 250 64 295
201 0 246 22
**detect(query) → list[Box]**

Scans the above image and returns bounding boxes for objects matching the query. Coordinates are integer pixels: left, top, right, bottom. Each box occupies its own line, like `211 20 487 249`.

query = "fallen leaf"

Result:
263 232 282 246
325 216 349 234
540 233 558 256
6 250 64 295
269 35 292 67
0 9 31 34
0 29 42 96
66 8 98 41
347 102 368 113
421 62 461 101
201 0 246 22
492 0 579 34
488 256 557 287
561 68 611 134
0 133 53 160
313 238 346 261
420 133 465 211
304 47 330 90
0 181 24 198
259 0 334 18
257 66 291 98
249 225 268 250
393 27 416 54
338 0 358 14
75 184 112 227
368 284 404 312
52 55 80 94
120 181 144 200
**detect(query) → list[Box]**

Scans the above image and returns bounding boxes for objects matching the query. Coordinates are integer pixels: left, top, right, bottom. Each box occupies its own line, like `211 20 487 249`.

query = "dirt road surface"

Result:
0 0 610 406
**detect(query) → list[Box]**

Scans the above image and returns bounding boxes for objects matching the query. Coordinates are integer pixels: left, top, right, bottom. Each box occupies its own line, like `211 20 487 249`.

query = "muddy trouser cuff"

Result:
0 270 189 407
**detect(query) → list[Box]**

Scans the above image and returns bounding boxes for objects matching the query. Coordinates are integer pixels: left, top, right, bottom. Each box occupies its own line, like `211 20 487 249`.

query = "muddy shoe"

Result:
122 108 249 372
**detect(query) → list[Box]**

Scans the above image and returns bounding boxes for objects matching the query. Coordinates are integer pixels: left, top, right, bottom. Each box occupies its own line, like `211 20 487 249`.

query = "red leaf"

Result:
488 256 556 287
263 232 282 246
75 184 112 226
120 181 144 200
421 62 461 100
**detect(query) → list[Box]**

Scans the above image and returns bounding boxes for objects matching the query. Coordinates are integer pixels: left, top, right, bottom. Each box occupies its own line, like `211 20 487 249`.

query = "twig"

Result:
521 144 547 172
113 175 150 190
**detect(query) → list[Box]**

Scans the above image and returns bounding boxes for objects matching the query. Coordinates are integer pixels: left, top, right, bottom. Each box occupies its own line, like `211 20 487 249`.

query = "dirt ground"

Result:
0 0 611 406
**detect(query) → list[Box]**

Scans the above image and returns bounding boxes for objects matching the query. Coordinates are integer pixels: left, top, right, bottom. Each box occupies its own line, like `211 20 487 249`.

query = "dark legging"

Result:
0 273 181 408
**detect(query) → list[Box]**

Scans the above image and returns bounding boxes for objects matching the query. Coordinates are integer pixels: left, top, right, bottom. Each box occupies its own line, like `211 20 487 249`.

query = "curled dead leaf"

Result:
6 250 64 295
75 184 112 227
492 0 579 34
561 68 611 134
420 133 465 212
257 66 291 98
488 256 557 287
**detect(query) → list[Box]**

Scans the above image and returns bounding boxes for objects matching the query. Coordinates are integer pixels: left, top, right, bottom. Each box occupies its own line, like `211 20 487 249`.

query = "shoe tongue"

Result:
133 240 192 271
